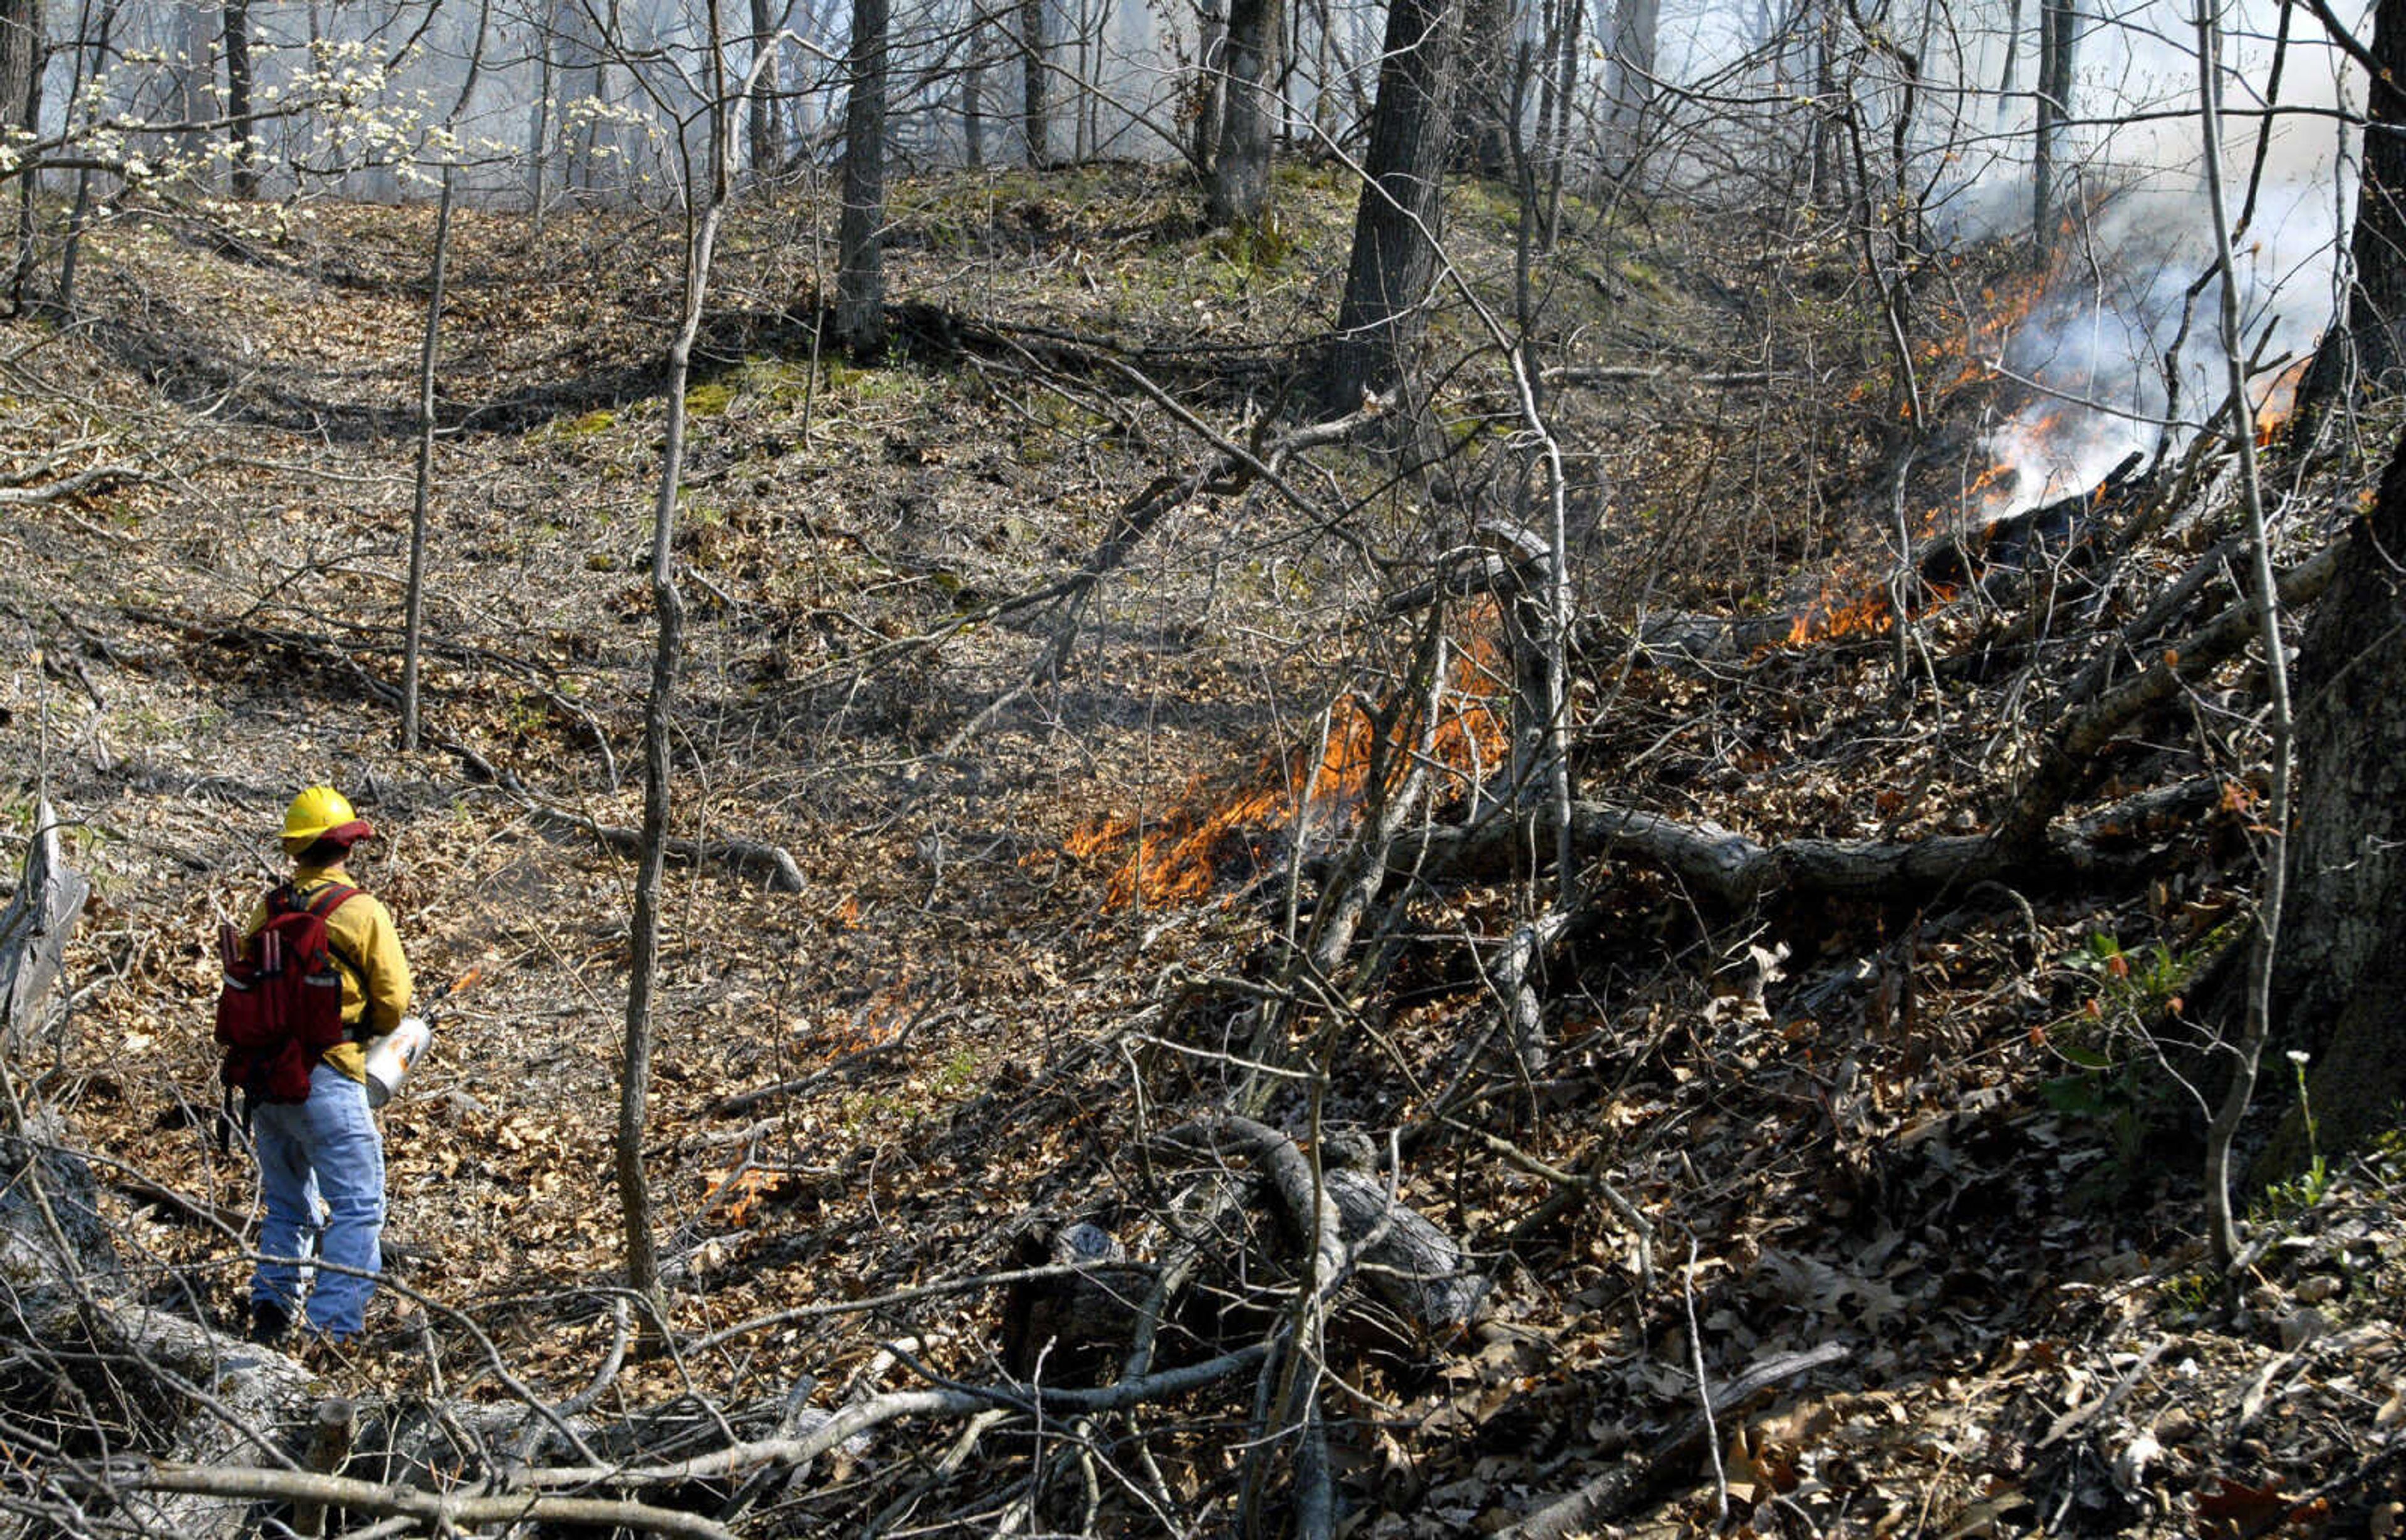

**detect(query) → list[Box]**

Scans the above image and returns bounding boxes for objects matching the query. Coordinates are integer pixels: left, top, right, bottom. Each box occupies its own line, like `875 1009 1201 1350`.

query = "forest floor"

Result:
3 161 2403 1538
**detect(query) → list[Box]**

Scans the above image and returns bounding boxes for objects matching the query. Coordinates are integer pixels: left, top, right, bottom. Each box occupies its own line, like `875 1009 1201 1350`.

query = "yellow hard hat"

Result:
282 786 373 852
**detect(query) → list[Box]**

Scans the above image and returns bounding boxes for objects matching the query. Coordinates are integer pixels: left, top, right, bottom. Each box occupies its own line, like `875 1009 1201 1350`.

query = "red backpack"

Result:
215 882 359 1106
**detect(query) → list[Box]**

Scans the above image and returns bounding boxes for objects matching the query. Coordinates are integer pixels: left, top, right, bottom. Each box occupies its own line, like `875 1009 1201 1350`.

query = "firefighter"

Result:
244 785 413 1347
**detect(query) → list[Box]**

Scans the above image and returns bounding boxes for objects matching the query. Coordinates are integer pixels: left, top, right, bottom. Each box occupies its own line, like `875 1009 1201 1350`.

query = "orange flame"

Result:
1065 623 1512 908
2252 358 2310 447
1781 575 1966 648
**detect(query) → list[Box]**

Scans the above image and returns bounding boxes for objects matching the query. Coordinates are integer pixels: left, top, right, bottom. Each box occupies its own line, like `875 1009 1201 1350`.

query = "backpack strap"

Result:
298 881 370 1038
264 879 358 920
301 882 359 920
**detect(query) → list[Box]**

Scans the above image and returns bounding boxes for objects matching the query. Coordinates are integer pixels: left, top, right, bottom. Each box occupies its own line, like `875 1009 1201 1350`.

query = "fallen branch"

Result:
0 463 144 506
108 1462 739 1540
517 1345 1270 1489
520 799 805 894
1454 1120 1655 1284
1498 1342 1850 1540
1992 538 2340 851
1541 363 1786 388
1157 1116 1489 1330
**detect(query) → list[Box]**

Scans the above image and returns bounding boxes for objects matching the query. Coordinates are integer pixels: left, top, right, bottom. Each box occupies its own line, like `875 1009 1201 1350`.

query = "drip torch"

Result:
363 967 478 1109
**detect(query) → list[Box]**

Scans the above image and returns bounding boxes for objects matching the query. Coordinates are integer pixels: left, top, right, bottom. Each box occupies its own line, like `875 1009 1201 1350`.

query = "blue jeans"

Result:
250 1063 385 1338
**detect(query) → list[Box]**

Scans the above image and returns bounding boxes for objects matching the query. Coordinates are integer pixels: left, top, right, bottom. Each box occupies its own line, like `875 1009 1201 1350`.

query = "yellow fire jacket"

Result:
244 863 414 1081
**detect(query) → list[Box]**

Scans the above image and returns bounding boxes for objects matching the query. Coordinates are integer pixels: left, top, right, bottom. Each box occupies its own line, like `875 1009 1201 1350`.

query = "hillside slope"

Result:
2 167 2400 1539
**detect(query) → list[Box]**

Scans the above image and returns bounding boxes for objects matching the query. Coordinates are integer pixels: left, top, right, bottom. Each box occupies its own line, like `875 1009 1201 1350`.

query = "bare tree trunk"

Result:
1311 0 1335 140
1073 0 1091 159
175 0 211 182
1021 0 1048 165
2301 0 2406 402
1451 0 1508 175
528 0 555 222
2255 437 2406 1177
222 0 256 197
399 173 455 754
57 0 119 309
2031 0 2075 263
1601 0 1655 180
399 3 489 749
962 9 986 167
1996 0 2019 125
1543 0 1577 237
1192 0 1225 169
2190 0 2291 1267
1321 0 1460 415
748 0 781 174
834 0 885 353
1 0 43 310
1206 0 1280 226
620 0 741 1312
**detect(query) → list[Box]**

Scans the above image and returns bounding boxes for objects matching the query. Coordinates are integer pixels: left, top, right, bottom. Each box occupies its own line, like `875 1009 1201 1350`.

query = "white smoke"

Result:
1924 0 2370 514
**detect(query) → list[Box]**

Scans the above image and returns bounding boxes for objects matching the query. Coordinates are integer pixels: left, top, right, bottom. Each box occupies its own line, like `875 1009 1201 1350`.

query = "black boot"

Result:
249 1299 291 1345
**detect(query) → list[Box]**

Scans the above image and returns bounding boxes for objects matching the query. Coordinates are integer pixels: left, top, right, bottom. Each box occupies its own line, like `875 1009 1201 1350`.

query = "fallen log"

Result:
1158 1116 1490 1334
1382 776 2222 909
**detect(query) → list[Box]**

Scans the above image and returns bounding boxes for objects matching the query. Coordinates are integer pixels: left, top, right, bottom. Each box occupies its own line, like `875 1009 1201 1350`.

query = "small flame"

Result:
2252 358 2310 447
1065 619 1512 908
1781 576 1965 648
703 1165 795 1227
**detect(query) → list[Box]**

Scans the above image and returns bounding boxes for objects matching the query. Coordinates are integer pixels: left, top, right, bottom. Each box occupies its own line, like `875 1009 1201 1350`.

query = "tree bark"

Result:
1321 0 1460 415
833 0 886 354
56 0 120 309
0 0 32 158
0 0 41 304
2303 0 2406 398
1192 0 1225 169
2258 425 2406 1171
1601 0 1653 179
400 174 454 753
173 0 211 181
962 10 986 167
2031 0 2076 263
748 0 781 175
1021 0 1048 166
1450 0 1508 176
222 0 256 197
1205 0 1280 226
